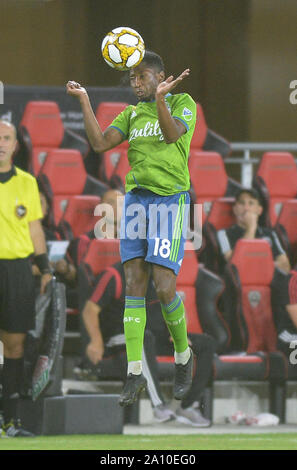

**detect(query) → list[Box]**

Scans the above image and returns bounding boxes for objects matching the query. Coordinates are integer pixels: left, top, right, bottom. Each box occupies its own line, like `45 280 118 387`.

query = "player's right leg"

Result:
119 258 150 406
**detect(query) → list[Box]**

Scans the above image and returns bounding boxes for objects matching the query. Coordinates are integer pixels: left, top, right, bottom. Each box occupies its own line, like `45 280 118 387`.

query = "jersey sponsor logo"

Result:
182 107 193 121
129 120 164 142
15 204 27 218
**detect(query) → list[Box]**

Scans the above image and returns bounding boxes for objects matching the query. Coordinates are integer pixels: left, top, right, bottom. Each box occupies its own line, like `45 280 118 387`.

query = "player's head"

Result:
0 120 17 168
233 188 263 224
130 50 165 102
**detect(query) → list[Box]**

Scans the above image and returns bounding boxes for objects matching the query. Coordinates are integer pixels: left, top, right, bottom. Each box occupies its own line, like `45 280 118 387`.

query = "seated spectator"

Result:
217 188 297 355
80 261 215 427
217 188 291 274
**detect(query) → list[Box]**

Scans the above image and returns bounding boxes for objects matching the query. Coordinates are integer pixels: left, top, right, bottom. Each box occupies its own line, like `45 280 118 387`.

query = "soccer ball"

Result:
101 27 145 71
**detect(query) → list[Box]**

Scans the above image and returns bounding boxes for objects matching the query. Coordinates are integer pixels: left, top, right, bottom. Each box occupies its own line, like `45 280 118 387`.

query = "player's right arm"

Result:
82 300 104 364
66 81 124 153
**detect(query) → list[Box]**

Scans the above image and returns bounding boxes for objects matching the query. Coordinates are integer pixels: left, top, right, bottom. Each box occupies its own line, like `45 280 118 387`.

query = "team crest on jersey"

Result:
15 204 27 218
182 107 193 121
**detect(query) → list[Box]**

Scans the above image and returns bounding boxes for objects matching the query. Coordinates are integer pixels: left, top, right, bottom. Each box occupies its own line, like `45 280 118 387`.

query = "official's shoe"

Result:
118 373 147 407
1 419 35 438
173 348 193 400
153 404 176 423
176 403 211 427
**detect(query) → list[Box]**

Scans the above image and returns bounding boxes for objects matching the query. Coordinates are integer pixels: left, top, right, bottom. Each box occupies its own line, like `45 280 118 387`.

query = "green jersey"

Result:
109 93 197 196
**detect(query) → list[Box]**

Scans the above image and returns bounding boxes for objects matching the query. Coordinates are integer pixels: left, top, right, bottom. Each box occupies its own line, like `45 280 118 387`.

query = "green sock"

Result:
124 296 146 362
161 293 189 353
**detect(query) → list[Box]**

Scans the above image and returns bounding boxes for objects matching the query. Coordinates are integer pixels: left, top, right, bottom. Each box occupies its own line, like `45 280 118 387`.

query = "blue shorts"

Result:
120 189 190 275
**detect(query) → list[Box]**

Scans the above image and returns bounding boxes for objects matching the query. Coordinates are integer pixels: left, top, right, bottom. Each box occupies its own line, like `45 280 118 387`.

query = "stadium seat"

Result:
189 151 243 214
76 238 121 313
96 102 129 146
199 197 236 273
190 102 231 158
51 195 73 226
96 102 129 182
189 151 229 215
253 152 297 226
58 195 101 240
109 150 131 191
274 199 297 267
218 239 287 421
37 148 108 226
19 101 90 174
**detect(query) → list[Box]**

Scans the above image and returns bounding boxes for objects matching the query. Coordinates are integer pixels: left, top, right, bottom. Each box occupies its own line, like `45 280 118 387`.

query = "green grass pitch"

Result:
0 433 296 450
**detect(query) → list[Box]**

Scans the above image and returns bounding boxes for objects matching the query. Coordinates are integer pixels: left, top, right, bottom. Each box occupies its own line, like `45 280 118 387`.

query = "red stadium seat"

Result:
19 101 89 174
200 197 236 272
38 148 107 197
254 152 297 226
38 149 107 227
213 239 287 420
189 151 229 216
100 148 123 182
52 195 73 226
229 239 276 352
190 102 231 158
81 238 121 277
96 102 129 145
39 149 87 195
96 102 129 182
177 243 202 334
110 150 131 191
58 195 101 240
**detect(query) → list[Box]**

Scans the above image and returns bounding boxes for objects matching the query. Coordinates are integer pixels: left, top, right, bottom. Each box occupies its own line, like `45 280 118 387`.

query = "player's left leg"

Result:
152 265 193 400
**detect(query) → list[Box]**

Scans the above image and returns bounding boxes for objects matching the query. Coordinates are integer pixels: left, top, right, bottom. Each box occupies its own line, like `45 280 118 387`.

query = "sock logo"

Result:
124 317 141 323
166 315 184 326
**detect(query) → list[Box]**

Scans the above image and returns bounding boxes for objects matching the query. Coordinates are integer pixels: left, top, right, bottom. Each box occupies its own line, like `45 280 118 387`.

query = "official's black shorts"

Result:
0 257 35 333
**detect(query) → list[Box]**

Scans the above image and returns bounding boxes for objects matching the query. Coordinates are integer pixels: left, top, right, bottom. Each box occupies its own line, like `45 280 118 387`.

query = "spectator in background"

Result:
217 188 291 274
217 188 297 356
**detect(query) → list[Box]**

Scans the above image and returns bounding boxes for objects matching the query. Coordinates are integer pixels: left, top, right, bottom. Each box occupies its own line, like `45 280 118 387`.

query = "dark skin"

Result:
66 61 190 304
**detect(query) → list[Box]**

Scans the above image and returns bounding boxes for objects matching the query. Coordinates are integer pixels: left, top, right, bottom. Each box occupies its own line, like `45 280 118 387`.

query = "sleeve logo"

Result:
182 107 193 121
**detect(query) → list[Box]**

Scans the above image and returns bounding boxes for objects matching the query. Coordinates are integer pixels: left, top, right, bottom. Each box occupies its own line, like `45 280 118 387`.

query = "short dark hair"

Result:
142 50 165 73
235 188 263 206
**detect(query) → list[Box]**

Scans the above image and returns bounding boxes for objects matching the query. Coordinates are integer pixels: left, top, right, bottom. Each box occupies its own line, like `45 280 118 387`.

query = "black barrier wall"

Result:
0 85 137 136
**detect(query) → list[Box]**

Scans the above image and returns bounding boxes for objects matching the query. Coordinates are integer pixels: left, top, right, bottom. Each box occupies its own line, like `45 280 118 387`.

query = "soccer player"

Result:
66 50 197 406
0 120 52 437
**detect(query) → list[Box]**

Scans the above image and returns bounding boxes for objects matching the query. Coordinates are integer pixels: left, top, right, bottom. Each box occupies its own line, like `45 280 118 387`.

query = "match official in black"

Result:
0 120 52 437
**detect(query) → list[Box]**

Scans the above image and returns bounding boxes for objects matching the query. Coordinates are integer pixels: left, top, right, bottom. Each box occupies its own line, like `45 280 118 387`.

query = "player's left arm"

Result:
29 219 52 293
155 69 191 144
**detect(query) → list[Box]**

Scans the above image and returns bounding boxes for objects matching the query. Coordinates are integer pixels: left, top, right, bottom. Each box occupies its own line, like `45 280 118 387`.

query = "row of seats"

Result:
18 100 231 179
76 236 295 422
15 101 297 267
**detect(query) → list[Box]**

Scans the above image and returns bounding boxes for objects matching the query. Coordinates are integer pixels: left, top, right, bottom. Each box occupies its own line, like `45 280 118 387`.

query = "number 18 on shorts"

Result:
120 189 190 275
